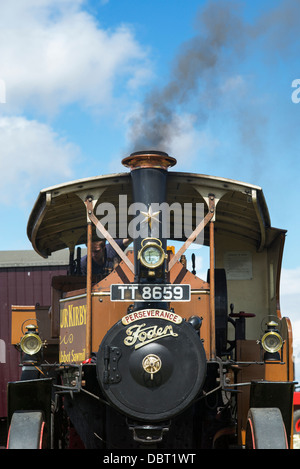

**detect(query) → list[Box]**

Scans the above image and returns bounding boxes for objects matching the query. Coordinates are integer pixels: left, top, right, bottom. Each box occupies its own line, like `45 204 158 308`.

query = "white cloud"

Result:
0 1 152 206
167 114 219 169
0 116 79 205
219 74 246 95
280 267 300 297
0 0 150 114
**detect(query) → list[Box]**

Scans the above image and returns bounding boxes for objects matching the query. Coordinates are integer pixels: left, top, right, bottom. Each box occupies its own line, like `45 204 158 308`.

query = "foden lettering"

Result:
124 323 178 349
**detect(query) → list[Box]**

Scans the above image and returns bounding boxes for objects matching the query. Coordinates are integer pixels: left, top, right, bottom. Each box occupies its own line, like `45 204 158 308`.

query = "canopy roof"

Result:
27 169 285 258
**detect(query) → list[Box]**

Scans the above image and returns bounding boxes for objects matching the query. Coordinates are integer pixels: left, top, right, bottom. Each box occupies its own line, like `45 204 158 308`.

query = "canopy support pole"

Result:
85 218 93 360
209 213 216 359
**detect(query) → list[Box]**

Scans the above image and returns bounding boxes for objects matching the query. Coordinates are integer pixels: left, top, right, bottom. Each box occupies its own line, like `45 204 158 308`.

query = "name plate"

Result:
110 284 190 302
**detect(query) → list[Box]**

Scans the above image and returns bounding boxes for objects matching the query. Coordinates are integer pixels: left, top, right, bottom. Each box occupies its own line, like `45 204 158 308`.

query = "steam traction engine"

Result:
7 151 295 449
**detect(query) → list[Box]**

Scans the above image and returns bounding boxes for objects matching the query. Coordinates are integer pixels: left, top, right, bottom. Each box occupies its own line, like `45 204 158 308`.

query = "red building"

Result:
0 249 69 444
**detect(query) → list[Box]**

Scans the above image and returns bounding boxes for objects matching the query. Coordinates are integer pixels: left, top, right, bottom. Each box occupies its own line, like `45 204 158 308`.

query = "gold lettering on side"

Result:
60 333 74 345
59 348 86 363
124 323 178 349
60 304 87 328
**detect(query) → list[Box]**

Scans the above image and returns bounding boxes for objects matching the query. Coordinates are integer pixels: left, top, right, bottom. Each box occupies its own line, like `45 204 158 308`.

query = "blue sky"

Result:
0 0 300 377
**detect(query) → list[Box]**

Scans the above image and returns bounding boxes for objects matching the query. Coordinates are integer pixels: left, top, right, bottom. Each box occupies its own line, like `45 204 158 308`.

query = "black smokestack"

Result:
122 151 176 272
122 151 176 310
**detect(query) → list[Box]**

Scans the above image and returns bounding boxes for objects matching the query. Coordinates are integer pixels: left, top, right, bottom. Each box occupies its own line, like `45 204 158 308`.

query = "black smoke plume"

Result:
128 0 299 157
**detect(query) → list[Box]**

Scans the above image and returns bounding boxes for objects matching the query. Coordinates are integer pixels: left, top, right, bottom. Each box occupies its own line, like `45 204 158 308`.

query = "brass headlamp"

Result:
138 238 167 273
19 324 43 356
261 321 283 360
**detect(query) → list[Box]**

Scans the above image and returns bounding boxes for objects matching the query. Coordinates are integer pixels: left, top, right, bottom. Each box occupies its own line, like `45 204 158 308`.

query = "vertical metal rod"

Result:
68 247 74 275
209 219 216 359
85 221 92 359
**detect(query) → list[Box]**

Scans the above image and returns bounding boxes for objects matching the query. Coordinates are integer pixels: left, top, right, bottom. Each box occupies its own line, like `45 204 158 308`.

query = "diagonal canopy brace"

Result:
85 197 134 274
168 195 215 271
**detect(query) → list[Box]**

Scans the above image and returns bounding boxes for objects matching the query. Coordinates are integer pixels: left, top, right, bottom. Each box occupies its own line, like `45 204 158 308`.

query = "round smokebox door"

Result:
96 314 207 422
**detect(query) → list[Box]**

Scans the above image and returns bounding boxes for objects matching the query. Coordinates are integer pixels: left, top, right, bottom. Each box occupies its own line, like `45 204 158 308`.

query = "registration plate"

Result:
110 284 190 302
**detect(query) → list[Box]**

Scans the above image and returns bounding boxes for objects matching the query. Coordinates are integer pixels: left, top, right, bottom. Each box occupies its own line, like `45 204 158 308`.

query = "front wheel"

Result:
7 411 47 449
245 408 288 449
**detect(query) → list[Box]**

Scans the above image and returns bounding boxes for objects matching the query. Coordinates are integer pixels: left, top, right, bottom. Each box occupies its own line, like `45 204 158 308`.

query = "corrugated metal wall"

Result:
0 264 68 417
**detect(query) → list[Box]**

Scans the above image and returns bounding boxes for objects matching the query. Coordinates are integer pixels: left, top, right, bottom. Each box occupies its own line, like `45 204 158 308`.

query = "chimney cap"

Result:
122 150 176 170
